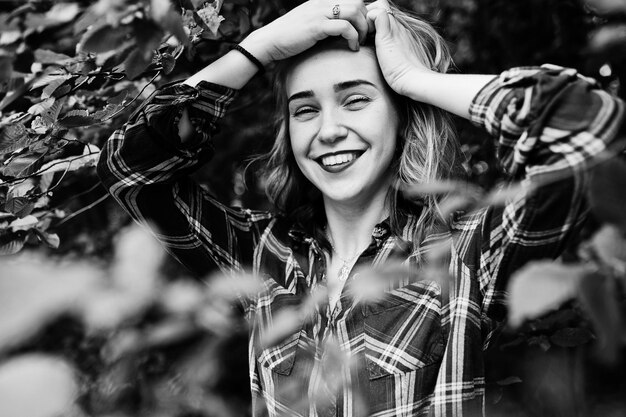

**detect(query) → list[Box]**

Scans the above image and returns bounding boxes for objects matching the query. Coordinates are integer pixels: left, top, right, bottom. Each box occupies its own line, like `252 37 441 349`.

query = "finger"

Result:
320 19 360 51
366 7 391 39
329 3 369 43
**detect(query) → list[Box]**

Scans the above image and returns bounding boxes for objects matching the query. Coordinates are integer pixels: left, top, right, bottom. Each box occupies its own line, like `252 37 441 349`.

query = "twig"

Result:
54 193 110 227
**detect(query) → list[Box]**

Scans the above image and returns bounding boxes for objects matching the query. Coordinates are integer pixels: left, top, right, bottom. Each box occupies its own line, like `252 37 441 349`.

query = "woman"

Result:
97 0 625 415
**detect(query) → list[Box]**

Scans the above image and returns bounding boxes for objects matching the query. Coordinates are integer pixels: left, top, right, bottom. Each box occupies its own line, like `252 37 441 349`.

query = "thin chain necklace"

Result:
325 227 361 282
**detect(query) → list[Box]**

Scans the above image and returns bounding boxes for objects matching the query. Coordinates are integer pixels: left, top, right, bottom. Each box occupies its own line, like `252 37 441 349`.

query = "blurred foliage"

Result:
0 0 625 416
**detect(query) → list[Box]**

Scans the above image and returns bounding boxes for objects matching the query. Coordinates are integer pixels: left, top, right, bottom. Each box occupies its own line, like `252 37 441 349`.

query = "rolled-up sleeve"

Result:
467 65 625 319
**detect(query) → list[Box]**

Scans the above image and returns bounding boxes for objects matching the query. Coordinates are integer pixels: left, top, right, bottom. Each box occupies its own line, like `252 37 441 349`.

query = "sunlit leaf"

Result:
44 3 81 24
259 306 302 348
111 225 164 295
0 256 100 351
33 49 72 65
508 261 590 328
160 280 205 315
590 224 626 273
0 354 78 417
27 97 55 115
33 230 60 248
206 272 263 304
42 77 72 100
9 215 38 232
37 146 100 175
1 152 47 178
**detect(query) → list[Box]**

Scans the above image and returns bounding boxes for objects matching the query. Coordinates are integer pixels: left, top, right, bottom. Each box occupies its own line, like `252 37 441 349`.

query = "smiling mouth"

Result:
315 150 365 172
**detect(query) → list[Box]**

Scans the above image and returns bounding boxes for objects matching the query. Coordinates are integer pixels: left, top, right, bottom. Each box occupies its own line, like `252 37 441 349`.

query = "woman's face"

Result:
285 47 400 207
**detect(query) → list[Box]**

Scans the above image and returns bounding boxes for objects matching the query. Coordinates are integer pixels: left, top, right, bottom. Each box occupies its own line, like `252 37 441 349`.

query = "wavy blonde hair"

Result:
259 2 466 246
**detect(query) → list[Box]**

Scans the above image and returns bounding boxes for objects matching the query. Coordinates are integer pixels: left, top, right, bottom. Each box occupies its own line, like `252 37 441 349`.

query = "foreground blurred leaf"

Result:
0 354 79 417
0 257 100 352
508 261 590 327
590 225 626 274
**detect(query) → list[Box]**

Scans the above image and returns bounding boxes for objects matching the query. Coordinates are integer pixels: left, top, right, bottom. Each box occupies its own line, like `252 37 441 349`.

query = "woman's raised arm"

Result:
366 1 494 118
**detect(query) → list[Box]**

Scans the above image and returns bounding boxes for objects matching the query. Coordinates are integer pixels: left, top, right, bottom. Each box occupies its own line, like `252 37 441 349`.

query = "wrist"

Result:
400 69 442 104
239 31 273 67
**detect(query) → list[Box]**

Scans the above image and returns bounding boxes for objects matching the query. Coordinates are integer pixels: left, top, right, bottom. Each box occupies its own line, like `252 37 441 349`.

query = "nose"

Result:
317 110 348 144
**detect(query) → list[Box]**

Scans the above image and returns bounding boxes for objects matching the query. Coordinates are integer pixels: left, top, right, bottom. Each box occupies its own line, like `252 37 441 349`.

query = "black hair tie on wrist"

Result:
230 44 265 75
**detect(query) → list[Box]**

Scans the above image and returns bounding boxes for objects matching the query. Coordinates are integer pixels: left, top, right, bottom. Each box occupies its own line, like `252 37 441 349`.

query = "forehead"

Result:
285 47 386 95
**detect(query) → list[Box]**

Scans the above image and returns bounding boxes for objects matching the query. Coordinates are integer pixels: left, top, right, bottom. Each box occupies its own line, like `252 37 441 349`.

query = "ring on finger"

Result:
386 8 394 16
332 4 340 19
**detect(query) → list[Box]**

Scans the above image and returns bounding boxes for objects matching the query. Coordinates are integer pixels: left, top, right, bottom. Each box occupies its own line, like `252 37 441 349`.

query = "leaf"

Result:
0 123 28 150
1 152 47 178
0 136 36 158
161 53 176 74
0 355 78 417
41 96 67 126
507 261 589 328
32 74 71 91
153 6 190 47
42 77 72 100
33 49 72 65
123 48 153 80
57 110 97 128
549 327 594 347
5 196 35 217
107 90 129 106
9 215 39 232
37 150 100 175
0 235 26 255
79 24 132 53
27 97 56 116
590 225 626 272
45 2 81 23
33 230 60 249
0 257 100 351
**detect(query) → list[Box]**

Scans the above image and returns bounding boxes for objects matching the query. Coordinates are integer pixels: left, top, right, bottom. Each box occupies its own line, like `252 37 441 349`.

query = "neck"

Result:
324 191 389 258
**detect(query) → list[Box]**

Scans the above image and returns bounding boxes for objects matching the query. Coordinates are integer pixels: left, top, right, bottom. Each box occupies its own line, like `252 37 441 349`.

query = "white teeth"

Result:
321 152 358 167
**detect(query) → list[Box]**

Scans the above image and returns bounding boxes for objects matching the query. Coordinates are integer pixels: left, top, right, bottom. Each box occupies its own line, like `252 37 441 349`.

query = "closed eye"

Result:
345 95 370 110
292 106 318 119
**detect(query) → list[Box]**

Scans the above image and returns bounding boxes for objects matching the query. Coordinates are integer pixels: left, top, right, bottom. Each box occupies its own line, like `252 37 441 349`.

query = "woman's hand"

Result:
365 0 435 98
241 0 370 65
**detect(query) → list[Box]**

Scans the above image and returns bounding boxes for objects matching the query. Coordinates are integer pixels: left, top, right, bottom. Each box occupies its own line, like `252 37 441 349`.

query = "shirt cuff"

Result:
143 80 238 156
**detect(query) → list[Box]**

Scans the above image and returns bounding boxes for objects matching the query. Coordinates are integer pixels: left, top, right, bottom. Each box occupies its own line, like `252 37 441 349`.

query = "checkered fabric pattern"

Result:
97 65 625 417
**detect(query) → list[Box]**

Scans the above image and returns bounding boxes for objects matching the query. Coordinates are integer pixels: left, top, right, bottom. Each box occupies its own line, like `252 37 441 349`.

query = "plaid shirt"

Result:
98 65 624 417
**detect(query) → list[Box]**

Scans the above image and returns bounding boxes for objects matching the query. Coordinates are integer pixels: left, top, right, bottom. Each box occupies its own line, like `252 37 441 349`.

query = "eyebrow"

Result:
287 79 377 104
